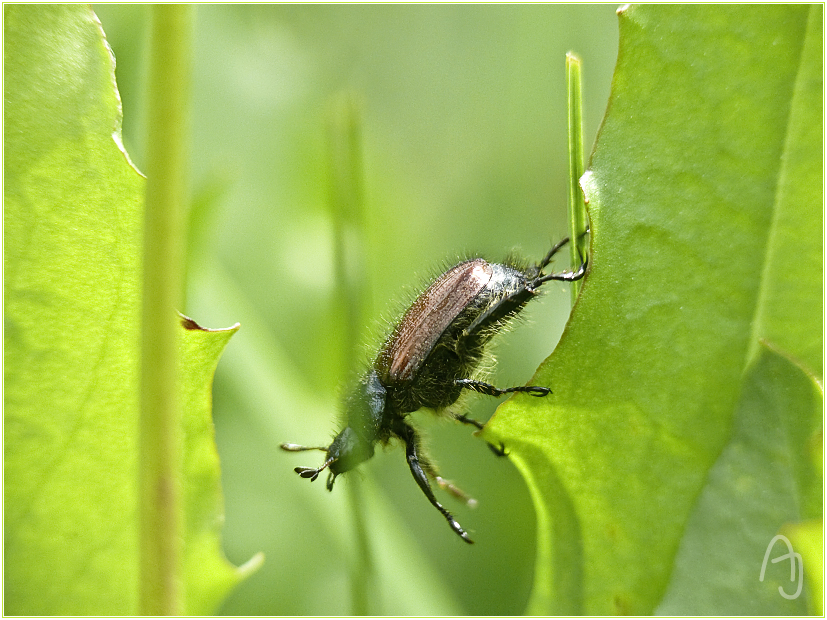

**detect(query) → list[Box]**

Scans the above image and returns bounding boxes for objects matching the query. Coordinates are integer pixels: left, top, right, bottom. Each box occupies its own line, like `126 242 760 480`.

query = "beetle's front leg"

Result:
396 421 474 544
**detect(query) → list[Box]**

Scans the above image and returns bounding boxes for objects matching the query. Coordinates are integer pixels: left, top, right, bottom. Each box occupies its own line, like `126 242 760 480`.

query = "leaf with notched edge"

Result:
4 6 257 614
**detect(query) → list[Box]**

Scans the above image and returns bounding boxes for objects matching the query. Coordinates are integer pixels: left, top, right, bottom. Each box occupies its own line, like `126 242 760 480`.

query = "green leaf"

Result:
3 5 250 614
657 344 822 615
179 317 260 616
485 5 822 615
784 518 824 615
751 4 824 378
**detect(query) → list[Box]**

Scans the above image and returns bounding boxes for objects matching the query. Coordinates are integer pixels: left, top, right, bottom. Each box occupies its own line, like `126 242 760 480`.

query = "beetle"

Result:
281 235 587 543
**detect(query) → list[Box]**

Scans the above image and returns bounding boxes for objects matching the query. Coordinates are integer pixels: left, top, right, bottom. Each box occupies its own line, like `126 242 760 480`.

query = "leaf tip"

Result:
238 551 265 578
179 312 241 334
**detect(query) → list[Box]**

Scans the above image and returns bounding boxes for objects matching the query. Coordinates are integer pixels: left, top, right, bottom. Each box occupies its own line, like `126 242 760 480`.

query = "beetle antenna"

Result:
294 456 335 482
280 443 329 452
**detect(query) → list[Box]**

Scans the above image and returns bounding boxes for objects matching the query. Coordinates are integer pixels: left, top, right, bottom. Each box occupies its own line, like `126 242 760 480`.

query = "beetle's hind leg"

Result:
434 475 478 508
394 420 475 543
415 428 478 506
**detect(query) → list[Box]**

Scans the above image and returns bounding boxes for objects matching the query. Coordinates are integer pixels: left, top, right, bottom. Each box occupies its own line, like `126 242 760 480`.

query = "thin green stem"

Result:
566 52 588 305
327 92 372 616
329 93 368 366
139 5 192 616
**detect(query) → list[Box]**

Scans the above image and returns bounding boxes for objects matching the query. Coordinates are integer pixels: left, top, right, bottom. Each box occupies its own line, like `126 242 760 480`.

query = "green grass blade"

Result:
566 51 588 303
139 6 193 614
327 92 373 615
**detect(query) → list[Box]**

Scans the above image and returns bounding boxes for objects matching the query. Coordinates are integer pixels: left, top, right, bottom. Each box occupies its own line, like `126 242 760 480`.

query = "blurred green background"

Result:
94 5 619 615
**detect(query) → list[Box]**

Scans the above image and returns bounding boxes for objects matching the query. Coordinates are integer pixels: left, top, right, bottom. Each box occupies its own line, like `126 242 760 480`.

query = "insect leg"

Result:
403 428 476 504
533 254 588 287
487 442 509 457
454 413 484 430
427 465 477 506
537 227 590 271
536 235 571 271
395 420 474 544
455 378 550 398
453 414 510 457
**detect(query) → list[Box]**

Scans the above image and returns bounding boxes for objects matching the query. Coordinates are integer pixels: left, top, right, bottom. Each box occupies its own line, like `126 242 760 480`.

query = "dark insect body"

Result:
281 236 587 543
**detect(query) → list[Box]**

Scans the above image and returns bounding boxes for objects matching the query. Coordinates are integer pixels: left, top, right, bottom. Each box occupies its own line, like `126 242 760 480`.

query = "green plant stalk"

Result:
329 93 368 366
566 52 588 304
139 5 193 615
327 92 372 616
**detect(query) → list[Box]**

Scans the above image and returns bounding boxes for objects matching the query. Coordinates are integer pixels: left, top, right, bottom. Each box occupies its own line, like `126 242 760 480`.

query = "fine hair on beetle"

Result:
379 251 535 410
282 234 588 544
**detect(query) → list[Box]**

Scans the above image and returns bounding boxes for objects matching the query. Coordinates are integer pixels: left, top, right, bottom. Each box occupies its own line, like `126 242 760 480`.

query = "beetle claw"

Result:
487 442 509 457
